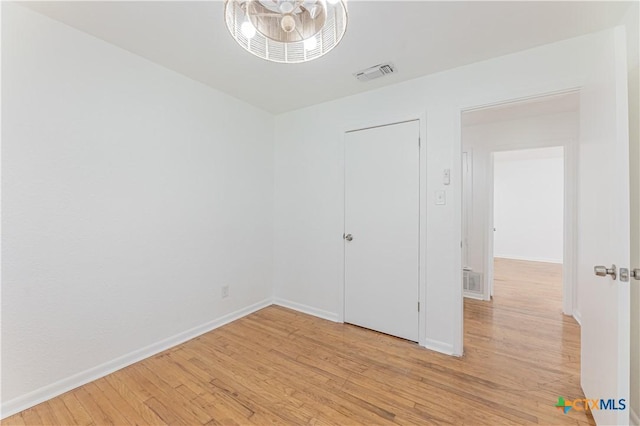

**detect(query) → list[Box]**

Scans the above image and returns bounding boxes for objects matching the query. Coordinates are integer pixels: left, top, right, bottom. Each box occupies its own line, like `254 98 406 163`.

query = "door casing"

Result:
453 87 581 356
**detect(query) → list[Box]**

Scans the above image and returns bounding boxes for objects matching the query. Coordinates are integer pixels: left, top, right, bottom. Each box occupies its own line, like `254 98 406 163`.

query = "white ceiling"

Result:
22 1 633 114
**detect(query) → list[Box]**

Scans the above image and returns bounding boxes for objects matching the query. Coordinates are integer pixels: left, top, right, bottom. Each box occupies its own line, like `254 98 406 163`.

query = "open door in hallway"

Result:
578 27 631 425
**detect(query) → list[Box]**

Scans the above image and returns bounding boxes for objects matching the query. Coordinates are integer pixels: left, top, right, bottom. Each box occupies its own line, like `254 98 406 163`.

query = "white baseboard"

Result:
422 338 455 356
274 299 459 358
0 298 272 420
463 291 484 300
631 406 639 426
494 255 563 264
272 297 340 323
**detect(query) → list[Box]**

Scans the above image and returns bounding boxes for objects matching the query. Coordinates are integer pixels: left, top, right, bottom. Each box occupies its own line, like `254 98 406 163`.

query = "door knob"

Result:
631 268 640 281
344 233 353 242
594 264 617 280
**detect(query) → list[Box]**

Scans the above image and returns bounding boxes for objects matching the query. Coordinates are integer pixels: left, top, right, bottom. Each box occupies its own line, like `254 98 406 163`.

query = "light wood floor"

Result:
3 258 593 425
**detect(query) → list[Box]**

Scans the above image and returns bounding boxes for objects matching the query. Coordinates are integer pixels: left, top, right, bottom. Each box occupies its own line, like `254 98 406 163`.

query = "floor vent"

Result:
463 268 483 295
354 62 396 82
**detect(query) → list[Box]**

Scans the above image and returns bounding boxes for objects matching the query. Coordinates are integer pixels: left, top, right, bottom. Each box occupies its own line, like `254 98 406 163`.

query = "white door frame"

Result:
486 152 495 300
453 88 581 355
339 112 428 347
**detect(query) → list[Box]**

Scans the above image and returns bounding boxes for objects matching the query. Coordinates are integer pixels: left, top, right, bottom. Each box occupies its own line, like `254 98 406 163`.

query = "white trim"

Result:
486 152 495 301
493 255 563 264
338 127 346 324
562 139 578 316
0 298 272 420
463 291 485 300
273 298 340 323
573 309 582 326
418 112 428 349
630 407 640 426
423 338 456 356
453 104 465 356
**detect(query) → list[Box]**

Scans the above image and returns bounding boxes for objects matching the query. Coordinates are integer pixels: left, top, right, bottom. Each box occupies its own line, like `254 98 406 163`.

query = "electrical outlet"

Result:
221 285 229 299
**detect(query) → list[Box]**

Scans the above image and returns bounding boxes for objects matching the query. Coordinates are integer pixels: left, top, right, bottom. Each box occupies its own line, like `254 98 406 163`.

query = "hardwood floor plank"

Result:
0 412 27 426
198 331 398 424
143 397 185 425
156 354 271 425
135 364 211 424
176 347 317 424
47 397 77 426
102 374 167 425
83 382 130 425
92 377 151 425
2 259 592 425
58 392 94 426
16 408 42 426
72 387 113 426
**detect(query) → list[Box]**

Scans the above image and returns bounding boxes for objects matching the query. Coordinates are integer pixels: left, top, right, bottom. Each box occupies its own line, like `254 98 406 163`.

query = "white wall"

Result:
1 3 274 415
462 112 577 279
493 148 564 263
273 28 610 354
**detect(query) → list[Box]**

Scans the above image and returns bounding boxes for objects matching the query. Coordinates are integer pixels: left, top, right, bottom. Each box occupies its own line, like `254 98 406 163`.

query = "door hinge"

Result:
418 302 420 312
418 137 421 148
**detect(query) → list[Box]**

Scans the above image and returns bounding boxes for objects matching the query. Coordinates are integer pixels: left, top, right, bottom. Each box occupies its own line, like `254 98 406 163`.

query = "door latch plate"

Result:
620 268 629 282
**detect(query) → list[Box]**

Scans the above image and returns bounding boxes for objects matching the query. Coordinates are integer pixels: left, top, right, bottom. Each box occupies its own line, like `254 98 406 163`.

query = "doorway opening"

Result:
464 146 566 303
458 91 592 423
490 147 565 308
460 91 579 318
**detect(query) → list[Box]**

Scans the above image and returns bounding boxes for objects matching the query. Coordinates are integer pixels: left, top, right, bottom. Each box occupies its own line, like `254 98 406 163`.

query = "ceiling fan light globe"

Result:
240 20 256 38
304 36 317 50
308 4 320 19
278 1 295 14
281 15 296 33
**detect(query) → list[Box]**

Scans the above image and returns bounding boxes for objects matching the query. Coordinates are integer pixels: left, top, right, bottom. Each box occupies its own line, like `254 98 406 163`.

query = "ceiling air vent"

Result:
354 63 396 82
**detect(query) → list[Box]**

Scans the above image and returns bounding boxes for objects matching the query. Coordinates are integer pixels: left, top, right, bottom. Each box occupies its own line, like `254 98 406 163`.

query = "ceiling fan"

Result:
224 0 348 63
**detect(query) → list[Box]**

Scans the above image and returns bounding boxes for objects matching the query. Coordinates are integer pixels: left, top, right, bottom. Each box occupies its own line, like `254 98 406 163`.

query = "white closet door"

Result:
344 120 420 342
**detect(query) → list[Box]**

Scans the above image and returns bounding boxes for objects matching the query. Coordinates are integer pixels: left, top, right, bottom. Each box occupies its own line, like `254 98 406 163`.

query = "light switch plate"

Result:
435 190 446 205
443 168 451 185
